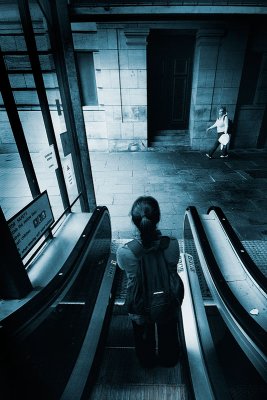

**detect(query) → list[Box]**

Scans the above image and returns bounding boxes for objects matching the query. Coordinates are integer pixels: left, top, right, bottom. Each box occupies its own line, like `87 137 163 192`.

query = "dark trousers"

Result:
208 132 228 157
131 319 180 367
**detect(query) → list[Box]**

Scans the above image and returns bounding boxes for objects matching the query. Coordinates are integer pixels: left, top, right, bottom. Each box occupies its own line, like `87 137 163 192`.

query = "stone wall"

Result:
1 15 267 152
190 25 248 150
73 25 148 151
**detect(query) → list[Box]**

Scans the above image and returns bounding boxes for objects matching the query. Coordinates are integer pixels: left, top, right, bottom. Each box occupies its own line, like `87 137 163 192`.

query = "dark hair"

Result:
130 196 160 248
219 105 226 114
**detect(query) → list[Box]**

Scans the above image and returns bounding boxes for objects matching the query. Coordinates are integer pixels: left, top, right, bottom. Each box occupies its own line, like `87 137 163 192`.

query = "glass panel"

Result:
0 109 32 221
0 1 64 221
29 2 81 213
0 3 30 220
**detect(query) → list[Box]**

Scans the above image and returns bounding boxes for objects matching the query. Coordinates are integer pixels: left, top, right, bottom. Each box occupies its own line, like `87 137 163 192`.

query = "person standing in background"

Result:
206 106 229 158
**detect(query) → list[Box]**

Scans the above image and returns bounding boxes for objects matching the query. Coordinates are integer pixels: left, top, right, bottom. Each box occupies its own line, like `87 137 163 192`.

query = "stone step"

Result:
150 144 191 150
151 140 190 146
155 129 189 136
152 136 190 143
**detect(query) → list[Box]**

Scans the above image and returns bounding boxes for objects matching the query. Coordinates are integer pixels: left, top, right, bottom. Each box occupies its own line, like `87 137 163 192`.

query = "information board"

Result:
8 191 54 259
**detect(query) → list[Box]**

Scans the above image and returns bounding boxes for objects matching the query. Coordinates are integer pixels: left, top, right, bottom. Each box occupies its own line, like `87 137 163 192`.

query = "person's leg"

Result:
223 136 231 156
131 321 157 367
206 135 220 157
221 145 228 156
157 319 180 367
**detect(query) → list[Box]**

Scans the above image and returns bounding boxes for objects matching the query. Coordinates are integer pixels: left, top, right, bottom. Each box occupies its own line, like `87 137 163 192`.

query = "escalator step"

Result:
88 383 189 400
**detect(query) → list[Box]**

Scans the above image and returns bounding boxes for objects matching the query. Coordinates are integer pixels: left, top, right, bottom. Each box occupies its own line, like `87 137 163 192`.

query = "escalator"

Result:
59 206 267 400
86 240 231 400
184 206 267 398
0 206 116 400
1 205 266 399
86 257 193 400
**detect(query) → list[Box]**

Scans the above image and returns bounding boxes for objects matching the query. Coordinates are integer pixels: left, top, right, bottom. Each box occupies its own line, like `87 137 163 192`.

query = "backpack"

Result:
224 115 233 134
126 236 184 323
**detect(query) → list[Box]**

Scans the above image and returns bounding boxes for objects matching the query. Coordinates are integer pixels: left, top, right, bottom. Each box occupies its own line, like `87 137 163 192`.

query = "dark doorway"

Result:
147 30 195 144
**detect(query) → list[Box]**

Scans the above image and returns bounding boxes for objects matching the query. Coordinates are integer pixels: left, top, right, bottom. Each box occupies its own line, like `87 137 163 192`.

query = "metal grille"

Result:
242 240 267 278
183 239 212 300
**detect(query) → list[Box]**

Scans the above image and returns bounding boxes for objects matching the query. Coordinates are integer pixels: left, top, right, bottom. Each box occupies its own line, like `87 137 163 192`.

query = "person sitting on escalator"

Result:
116 196 181 368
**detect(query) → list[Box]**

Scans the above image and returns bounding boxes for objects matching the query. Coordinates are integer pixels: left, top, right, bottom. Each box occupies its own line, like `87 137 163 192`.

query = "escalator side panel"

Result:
184 206 267 382
0 208 113 400
180 252 231 400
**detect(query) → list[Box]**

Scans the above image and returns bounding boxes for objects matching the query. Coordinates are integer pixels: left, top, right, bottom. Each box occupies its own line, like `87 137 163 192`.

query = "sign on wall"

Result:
40 144 58 172
62 154 76 191
8 191 54 259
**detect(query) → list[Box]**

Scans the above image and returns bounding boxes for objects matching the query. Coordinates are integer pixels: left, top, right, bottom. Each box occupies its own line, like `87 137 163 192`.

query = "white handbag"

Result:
218 133 230 145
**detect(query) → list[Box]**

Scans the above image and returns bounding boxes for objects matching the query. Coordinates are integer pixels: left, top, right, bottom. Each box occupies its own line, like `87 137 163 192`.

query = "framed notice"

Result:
7 191 54 259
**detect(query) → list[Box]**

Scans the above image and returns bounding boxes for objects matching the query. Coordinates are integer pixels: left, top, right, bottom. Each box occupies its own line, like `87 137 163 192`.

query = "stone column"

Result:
254 52 267 148
254 52 267 105
190 28 224 150
116 28 149 151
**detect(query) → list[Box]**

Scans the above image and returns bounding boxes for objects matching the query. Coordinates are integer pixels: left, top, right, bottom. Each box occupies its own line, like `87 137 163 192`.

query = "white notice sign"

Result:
40 144 58 172
8 191 54 258
62 155 76 191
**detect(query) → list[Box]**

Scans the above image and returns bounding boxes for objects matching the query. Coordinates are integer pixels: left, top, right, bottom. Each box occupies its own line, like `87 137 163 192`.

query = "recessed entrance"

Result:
147 30 195 147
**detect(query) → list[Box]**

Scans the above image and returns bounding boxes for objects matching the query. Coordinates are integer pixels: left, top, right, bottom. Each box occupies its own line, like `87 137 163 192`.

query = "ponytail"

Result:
131 196 160 248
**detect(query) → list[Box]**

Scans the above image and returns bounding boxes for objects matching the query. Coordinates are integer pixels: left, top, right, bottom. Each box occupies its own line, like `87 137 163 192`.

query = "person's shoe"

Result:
205 153 212 159
220 155 225 158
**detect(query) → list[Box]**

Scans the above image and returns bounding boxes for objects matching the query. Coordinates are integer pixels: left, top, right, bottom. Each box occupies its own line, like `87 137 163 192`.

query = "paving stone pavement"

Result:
1 148 267 241
89 148 267 241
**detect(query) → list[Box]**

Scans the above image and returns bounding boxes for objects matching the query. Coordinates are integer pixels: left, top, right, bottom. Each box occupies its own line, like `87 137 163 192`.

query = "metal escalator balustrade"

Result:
97 238 231 400
179 252 231 400
0 206 115 400
184 206 267 383
207 206 267 293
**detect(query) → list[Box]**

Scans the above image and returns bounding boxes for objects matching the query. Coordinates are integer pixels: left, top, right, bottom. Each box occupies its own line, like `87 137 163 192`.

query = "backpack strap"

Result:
127 239 144 258
127 236 170 257
159 236 170 250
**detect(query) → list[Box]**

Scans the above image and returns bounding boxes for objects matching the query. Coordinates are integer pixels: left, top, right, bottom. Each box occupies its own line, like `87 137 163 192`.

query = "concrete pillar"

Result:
254 52 267 105
190 28 224 150
118 28 149 151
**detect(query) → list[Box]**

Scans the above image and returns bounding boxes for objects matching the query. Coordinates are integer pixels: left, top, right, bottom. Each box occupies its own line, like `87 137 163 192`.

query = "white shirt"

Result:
214 114 228 133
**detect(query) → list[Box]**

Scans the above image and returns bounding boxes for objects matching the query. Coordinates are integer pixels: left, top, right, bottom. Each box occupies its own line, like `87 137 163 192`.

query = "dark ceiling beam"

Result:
69 6 267 23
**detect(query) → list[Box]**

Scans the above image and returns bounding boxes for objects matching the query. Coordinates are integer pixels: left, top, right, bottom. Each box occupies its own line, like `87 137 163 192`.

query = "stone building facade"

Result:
0 4 267 153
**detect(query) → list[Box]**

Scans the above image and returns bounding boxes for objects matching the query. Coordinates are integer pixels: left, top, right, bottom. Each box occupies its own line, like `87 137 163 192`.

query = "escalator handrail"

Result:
207 206 267 294
185 206 267 357
180 253 232 400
